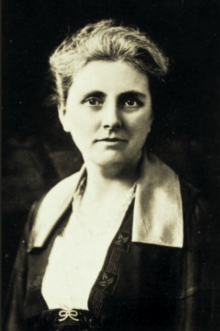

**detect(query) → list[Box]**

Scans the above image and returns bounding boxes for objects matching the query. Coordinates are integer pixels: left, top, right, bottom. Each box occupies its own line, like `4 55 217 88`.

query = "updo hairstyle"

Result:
49 19 169 109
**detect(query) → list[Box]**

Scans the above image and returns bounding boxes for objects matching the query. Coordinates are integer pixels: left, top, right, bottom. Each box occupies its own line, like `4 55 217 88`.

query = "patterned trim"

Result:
114 232 131 252
89 199 134 319
91 289 107 319
96 271 119 294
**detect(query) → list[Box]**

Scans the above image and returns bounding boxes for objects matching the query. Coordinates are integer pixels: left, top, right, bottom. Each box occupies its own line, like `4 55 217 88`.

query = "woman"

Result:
4 19 208 331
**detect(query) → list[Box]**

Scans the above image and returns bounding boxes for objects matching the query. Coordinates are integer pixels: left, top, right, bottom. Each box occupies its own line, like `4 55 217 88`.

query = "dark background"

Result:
2 0 220 321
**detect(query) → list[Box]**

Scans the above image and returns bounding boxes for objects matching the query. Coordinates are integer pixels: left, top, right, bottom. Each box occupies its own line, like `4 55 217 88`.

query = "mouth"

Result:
96 138 127 142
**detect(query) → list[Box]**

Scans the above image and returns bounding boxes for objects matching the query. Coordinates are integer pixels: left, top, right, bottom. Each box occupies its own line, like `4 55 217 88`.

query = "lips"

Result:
102 138 126 142
96 137 127 142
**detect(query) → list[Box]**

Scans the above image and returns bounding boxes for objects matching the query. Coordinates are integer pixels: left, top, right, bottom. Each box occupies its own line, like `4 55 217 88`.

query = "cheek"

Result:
130 112 152 141
68 109 99 147
66 106 85 132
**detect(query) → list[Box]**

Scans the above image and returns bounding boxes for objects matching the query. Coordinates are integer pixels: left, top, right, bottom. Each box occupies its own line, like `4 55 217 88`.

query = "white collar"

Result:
27 154 183 252
132 153 183 247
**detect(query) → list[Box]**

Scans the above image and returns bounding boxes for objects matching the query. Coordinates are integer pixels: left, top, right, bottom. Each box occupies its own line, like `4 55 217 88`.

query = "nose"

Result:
102 101 122 131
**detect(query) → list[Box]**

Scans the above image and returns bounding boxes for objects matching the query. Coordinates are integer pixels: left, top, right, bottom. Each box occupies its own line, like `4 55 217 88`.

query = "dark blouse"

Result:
4 179 211 331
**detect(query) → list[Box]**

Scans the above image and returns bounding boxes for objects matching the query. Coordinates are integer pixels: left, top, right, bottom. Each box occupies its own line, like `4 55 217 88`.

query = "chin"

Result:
97 159 124 168
88 154 123 167
95 156 138 170
86 150 142 169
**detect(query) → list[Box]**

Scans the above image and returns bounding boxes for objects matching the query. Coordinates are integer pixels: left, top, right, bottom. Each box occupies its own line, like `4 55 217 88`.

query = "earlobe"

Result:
58 106 70 132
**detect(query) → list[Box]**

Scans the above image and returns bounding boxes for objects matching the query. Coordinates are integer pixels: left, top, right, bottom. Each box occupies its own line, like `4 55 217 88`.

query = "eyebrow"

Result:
119 90 147 99
81 90 147 101
81 91 106 101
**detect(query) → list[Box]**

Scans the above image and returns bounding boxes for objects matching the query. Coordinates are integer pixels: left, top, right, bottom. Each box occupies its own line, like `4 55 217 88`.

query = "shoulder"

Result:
179 178 209 217
25 168 85 252
145 154 210 221
179 178 211 247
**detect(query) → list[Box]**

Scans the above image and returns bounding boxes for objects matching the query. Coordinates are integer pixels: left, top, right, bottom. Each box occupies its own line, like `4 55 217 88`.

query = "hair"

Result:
49 19 169 109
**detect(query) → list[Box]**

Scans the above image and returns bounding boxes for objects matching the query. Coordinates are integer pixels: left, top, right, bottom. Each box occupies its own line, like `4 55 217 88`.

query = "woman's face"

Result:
59 60 152 170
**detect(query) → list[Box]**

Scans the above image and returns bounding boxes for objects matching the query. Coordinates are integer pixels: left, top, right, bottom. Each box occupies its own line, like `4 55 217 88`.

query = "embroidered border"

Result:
89 199 134 319
91 289 107 318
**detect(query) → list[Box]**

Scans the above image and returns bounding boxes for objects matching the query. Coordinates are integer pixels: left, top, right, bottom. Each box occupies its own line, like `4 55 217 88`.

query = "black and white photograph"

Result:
3 0 220 330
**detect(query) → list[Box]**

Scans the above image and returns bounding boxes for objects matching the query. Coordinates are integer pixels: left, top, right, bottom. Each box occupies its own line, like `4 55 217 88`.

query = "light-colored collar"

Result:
132 154 183 247
27 154 183 252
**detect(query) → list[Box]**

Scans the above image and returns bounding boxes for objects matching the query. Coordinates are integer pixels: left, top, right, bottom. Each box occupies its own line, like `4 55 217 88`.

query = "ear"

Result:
58 105 70 132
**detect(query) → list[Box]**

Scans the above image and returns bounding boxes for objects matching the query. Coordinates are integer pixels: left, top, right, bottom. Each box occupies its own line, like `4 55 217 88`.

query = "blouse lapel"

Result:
132 154 183 248
27 153 183 252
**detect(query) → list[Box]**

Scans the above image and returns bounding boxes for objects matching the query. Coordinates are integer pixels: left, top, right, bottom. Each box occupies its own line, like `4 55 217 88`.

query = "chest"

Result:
23 195 201 330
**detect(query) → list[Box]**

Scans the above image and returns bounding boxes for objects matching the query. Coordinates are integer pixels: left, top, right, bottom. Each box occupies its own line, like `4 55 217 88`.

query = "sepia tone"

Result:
2 0 220 330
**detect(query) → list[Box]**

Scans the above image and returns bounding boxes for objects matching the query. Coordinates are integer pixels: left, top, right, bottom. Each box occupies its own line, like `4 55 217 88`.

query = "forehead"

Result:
70 60 150 95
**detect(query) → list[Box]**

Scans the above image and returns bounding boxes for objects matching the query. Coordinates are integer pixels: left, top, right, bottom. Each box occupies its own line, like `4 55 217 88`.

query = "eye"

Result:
86 98 102 106
125 99 138 107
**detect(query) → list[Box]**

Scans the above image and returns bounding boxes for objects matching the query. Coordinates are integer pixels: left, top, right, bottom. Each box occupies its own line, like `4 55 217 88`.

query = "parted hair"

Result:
49 19 169 108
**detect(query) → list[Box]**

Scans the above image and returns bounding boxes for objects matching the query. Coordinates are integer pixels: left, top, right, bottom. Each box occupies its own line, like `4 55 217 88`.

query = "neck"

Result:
84 158 141 199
